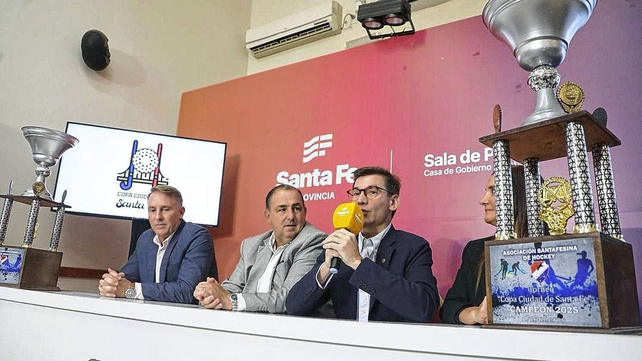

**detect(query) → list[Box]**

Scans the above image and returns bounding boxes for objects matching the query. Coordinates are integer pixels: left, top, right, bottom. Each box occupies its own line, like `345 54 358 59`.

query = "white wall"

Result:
247 0 485 74
0 1 251 290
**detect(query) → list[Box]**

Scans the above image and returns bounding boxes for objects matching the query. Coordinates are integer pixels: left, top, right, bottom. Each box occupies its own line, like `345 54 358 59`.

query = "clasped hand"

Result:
98 268 133 298
193 277 232 310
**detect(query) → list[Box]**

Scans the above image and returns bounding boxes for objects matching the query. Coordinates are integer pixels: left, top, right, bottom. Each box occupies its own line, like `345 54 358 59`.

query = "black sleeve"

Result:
440 238 487 324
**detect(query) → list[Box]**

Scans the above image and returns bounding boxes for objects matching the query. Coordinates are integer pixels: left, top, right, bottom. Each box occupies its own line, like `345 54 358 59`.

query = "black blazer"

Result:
286 225 439 323
440 236 492 324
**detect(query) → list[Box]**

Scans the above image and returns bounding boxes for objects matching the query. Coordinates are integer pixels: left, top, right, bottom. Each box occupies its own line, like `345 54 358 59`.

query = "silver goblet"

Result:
21 126 79 201
483 0 597 126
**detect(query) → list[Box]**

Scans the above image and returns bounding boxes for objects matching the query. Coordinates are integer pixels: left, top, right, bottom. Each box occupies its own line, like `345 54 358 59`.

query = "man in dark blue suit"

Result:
98 185 217 304
286 167 439 322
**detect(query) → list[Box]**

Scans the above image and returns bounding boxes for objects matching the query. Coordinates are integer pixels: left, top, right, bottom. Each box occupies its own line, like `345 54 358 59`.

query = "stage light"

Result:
357 0 415 40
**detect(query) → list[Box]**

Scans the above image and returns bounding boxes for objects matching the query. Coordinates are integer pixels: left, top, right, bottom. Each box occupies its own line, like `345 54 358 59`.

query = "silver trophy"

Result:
21 126 79 201
0 126 77 290
483 0 597 126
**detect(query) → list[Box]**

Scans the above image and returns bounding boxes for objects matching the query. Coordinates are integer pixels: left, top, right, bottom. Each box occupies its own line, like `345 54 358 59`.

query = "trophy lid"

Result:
22 126 79 167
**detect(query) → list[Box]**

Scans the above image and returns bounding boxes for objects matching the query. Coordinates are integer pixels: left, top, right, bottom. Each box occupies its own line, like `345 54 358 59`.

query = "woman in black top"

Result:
440 165 529 324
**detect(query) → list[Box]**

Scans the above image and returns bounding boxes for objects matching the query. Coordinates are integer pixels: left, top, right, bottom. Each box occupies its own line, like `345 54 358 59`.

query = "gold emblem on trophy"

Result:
32 181 45 197
538 177 574 235
557 82 585 113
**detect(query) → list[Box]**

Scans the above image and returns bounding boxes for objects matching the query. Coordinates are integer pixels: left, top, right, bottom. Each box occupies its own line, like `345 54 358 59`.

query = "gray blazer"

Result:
221 222 326 313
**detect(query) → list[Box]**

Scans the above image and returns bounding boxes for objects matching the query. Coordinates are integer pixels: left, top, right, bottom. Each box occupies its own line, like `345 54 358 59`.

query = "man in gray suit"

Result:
193 184 326 313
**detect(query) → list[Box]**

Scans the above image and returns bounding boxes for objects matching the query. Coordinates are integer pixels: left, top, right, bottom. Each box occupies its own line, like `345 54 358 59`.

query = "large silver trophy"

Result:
0 126 78 290
483 0 597 126
21 126 78 201
479 0 640 329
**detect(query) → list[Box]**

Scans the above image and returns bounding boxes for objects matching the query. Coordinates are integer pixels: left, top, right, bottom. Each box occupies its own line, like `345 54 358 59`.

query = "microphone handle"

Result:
329 257 341 274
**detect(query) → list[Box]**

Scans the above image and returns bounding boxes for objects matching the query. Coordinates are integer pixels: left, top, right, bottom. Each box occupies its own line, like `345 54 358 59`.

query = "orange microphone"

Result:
329 203 364 274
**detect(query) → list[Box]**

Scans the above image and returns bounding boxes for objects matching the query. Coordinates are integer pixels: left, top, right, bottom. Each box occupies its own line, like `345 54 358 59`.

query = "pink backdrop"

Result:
178 1 642 315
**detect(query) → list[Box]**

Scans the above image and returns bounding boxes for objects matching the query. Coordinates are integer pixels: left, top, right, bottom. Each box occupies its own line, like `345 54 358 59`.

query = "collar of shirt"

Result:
268 233 277 252
358 222 392 254
153 231 177 249
267 232 291 252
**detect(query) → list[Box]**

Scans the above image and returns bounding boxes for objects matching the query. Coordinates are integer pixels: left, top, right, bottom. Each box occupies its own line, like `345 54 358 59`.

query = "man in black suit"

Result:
286 166 439 322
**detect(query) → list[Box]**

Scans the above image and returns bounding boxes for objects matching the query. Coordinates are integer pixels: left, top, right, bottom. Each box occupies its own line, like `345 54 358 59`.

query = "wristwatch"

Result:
124 284 136 299
229 293 238 311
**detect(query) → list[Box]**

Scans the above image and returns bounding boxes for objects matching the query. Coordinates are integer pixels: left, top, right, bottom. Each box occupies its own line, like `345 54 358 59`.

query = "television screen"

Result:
53 122 227 226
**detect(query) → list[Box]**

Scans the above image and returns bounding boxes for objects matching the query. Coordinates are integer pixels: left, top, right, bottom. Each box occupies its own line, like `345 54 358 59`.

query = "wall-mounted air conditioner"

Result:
245 1 343 59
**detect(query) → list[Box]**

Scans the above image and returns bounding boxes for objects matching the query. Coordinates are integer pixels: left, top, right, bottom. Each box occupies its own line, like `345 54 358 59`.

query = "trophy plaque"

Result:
478 0 639 329
0 126 78 291
485 232 637 328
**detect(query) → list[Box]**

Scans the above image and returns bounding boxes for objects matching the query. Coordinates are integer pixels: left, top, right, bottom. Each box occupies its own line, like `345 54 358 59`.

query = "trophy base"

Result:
0 245 62 291
485 232 640 329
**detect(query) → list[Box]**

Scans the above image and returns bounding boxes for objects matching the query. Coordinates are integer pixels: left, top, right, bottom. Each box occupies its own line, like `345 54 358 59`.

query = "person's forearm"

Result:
317 263 331 285
458 306 483 325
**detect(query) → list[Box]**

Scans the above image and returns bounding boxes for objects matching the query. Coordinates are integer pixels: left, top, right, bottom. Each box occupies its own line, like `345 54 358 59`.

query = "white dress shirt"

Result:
132 232 176 299
356 223 390 322
234 233 288 311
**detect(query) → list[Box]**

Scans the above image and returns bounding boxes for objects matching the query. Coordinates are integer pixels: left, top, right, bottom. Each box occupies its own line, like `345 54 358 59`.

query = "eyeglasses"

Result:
346 186 392 200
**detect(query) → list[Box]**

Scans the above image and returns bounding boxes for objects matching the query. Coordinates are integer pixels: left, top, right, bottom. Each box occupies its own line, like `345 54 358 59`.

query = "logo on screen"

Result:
117 140 169 190
303 134 333 163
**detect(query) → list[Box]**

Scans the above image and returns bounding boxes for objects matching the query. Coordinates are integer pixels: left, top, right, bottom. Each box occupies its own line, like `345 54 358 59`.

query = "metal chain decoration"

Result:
48 190 68 252
592 142 624 240
0 200 13 246
524 158 545 237
22 199 41 247
565 121 597 233
493 140 516 240
527 65 561 92
0 181 15 246
49 208 65 252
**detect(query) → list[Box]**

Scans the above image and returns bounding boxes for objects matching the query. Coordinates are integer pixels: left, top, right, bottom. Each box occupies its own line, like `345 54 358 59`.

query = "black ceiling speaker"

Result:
81 29 110 71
